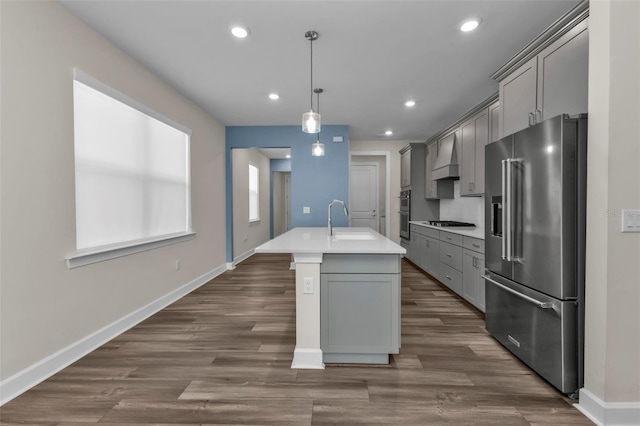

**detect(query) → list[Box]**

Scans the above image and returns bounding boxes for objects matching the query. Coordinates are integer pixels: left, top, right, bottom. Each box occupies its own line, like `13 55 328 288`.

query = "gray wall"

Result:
232 149 271 259
0 1 226 382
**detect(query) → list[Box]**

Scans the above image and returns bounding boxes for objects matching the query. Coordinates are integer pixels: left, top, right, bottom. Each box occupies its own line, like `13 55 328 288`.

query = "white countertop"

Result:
255 227 406 255
409 221 486 240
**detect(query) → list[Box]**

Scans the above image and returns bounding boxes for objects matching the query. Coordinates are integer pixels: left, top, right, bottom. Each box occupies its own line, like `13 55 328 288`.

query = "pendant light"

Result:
311 88 325 156
302 30 320 133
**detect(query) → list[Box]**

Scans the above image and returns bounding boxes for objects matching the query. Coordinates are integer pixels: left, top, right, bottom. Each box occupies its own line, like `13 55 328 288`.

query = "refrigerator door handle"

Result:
501 159 509 260
482 275 557 311
502 158 523 262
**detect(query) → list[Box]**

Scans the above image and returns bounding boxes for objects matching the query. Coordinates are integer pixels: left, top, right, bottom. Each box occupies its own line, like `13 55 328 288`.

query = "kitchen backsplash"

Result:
439 181 484 227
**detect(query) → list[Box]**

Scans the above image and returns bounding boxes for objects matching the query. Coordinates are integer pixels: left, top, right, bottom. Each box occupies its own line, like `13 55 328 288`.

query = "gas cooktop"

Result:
428 220 476 228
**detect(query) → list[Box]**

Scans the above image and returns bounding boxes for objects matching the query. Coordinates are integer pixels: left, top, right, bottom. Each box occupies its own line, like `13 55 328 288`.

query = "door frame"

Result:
349 151 391 238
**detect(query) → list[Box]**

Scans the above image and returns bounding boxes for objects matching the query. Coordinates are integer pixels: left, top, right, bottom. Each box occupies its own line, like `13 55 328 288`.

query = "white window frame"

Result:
249 163 260 223
66 69 195 269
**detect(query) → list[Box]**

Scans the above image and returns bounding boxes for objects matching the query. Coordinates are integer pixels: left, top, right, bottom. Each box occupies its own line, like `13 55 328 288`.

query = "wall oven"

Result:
399 190 410 240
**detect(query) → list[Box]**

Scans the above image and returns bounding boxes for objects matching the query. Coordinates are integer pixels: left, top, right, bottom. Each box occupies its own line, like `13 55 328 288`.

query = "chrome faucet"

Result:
328 199 349 236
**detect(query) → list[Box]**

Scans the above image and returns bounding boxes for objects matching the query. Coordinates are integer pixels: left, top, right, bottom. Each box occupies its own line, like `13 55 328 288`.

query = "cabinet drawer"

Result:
411 224 439 239
423 227 439 239
322 254 400 274
440 263 463 296
439 231 463 246
463 237 485 253
440 241 463 271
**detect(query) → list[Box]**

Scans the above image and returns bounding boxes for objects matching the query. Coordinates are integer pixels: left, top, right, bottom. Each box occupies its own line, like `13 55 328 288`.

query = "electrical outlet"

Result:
303 206 311 214
175 259 181 271
621 209 640 233
303 277 314 294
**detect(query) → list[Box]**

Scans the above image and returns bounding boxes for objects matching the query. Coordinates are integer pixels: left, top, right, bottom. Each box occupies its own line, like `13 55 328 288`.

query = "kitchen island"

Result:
255 227 405 369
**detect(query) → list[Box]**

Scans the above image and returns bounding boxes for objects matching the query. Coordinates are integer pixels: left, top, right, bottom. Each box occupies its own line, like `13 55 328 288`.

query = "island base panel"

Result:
324 353 390 364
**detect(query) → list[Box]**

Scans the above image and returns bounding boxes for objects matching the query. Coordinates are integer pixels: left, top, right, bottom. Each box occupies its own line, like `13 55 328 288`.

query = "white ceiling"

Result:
258 148 291 159
59 0 581 141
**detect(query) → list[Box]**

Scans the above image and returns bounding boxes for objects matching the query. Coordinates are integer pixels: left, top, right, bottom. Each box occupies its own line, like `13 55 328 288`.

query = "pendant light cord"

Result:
310 37 314 111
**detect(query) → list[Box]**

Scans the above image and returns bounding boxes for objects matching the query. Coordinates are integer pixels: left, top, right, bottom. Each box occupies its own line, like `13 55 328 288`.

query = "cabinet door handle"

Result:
472 243 480 248
446 275 452 280
446 236 452 241
535 109 542 123
446 253 452 258
528 112 535 126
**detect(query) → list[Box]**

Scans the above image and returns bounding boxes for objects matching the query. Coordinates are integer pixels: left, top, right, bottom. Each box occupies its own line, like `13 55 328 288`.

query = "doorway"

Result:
350 153 389 237
350 164 379 232
272 171 291 237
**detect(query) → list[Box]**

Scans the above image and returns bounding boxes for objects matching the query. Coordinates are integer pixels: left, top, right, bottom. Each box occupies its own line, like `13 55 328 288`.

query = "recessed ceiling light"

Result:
385 130 393 136
404 100 416 107
231 26 249 38
460 19 480 32
268 93 280 100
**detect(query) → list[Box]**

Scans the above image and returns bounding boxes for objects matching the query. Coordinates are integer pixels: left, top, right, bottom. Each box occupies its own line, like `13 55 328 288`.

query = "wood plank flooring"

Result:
0 253 592 425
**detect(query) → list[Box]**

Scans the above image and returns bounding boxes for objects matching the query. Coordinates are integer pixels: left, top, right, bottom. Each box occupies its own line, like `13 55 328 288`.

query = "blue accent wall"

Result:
225 125 350 262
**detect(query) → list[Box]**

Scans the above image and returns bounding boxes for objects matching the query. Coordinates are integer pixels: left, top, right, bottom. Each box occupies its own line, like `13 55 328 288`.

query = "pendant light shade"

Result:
302 30 321 134
302 110 321 134
312 140 325 157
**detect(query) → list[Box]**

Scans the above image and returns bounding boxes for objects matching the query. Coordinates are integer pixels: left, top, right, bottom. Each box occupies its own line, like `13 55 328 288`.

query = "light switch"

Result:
303 277 314 294
621 209 640 233
303 206 311 214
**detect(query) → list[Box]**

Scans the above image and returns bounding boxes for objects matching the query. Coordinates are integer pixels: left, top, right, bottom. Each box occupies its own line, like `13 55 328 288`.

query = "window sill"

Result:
66 231 196 269
249 219 261 223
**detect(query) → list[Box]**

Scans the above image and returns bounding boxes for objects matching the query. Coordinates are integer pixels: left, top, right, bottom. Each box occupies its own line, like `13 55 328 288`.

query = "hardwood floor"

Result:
0 253 591 425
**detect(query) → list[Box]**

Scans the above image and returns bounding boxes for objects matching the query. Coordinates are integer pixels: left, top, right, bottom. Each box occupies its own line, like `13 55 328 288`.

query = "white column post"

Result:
290 252 325 369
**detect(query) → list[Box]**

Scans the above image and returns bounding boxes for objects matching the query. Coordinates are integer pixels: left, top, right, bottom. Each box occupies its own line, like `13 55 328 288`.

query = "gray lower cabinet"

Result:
408 224 440 278
462 248 486 312
439 236 464 296
320 254 401 364
407 226 486 313
425 236 440 280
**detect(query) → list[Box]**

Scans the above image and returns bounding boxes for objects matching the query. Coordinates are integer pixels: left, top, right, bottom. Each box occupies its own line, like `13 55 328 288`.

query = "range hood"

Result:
432 132 459 180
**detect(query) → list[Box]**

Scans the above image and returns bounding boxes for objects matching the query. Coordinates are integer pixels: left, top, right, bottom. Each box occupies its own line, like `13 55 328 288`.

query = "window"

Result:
67 69 193 268
249 164 259 222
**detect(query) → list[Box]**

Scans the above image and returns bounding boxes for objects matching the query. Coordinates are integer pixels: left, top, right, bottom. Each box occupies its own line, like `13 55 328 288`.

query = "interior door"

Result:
350 164 379 232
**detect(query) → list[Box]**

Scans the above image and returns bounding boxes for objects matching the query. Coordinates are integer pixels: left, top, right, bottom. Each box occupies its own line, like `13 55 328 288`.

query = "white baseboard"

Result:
576 388 640 426
0 263 227 406
291 348 325 369
232 248 254 267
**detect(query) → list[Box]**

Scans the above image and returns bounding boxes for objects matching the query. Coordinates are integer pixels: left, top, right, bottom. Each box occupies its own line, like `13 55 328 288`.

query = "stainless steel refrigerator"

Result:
483 114 587 396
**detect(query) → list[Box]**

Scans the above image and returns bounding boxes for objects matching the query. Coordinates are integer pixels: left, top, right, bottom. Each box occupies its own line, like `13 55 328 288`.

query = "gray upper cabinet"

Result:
425 94 497 200
499 57 538 138
460 108 489 196
498 17 588 138
400 150 411 189
400 144 440 220
489 100 500 143
537 19 589 121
